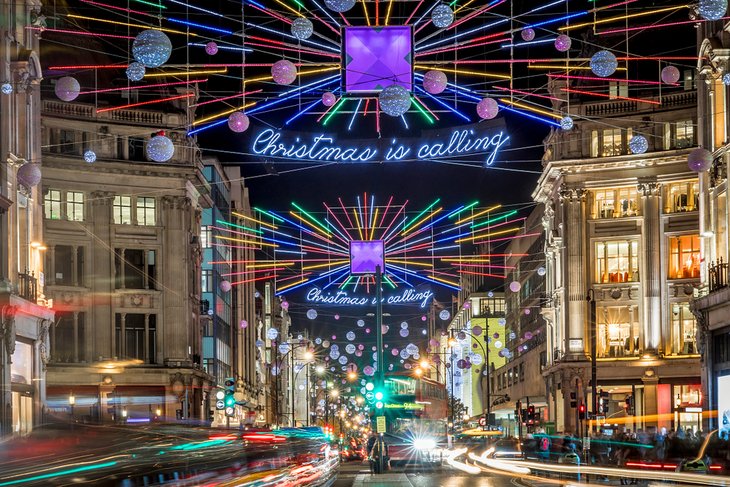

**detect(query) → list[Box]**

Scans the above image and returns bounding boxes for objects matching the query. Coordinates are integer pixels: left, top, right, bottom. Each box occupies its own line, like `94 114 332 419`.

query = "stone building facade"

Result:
536 86 702 434
692 20 730 434
40 95 213 423
0 0 55 437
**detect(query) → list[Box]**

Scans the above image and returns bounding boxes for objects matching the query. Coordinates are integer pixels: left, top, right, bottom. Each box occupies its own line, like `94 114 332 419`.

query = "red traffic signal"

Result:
578 403 586 420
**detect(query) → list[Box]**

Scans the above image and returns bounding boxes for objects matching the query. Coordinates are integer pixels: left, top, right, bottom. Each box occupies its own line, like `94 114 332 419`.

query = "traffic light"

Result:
578 403 587 420
224 378 236 416
624 395 635 415
570 392 577 409
375 388 384 409
527 405 536 423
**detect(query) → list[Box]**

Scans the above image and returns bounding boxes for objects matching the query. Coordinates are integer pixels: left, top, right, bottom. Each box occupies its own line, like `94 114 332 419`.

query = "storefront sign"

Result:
250 122 509 166
305 287 434 308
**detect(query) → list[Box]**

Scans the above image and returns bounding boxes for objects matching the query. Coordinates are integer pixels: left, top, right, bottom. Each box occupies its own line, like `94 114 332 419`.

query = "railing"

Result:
17 272 37 303
708 258 729 292
582 90 696 117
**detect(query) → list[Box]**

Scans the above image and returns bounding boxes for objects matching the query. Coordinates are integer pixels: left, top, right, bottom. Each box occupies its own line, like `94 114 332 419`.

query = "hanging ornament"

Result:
521 28 535 41
272 60 298 85
146 132 175 162
55 76 81 102
590 50 618 78
267 328 279 340
699 0 727 20
537 266 546 277
400 328 409 337
476 98 499 120
240 320 248 329
281 300 290 310
431 4 454 28
379 84 411 117
1 83 12 95
17 163 41 188
472 326 482 337
132 29 172 68
83 150 97 163
205 41 219 55
307 309 318 319
423 70 447 94
688 148 713 172
324 0 355 12
291 18 314 40
228 112 250 133
723 73 730 86
322 91 337 106
560 116 574 131
509 281 521 293
439 309 451 321
554 34 571 52
628 135 648 155
126 62 146 82
661 66 680 85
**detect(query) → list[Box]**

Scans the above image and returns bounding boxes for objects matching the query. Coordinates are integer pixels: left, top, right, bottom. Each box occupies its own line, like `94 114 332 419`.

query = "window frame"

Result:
667 234 701 280
44 189 62 220
66 191 84 221
136 196 156 226
594 239 640 284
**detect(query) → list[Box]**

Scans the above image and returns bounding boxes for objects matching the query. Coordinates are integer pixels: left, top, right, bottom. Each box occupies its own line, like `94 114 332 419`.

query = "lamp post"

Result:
587 289 597 434
68 392 75 419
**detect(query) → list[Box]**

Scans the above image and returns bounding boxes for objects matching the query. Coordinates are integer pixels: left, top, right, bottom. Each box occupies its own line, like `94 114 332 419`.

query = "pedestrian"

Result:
366 434 377 474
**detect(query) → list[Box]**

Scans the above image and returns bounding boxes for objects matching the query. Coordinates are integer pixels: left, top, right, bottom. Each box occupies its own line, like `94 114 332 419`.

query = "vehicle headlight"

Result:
413 438 437 450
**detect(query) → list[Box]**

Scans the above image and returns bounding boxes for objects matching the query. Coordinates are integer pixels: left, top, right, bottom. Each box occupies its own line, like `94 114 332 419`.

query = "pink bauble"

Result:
240 320 248 329
509 281 521 293
228 111 250 133
392 348 399 356
521 28 535 41
554 34 571 52
281 300 290 310
322 91 337 106
661 66 680 85
205 42 219 55
55 76 81 102
16 163 41 188
688 148 712 172
219 280 232 292
476 98 499 120
423 70 447 94
472 325 483 336
271 60 297 85
421 315 427 322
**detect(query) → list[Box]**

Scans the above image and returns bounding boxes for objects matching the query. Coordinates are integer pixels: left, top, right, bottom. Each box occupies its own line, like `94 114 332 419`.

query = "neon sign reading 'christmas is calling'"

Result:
306 288 435 308
251 123 509 165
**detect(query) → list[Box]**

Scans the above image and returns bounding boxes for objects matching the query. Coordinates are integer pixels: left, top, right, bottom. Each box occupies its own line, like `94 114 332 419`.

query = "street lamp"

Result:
68 392 75 418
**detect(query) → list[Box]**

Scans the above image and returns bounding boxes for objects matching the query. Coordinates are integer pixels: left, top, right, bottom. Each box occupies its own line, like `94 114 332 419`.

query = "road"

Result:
333 460 521 487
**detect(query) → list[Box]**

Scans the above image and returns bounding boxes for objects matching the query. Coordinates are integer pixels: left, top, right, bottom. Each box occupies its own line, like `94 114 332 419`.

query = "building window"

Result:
597 306 639 358
115 249 156 289
50 312 86 363
201 226 212 248
593 187 639 219
602 129 623 156
670 303 697 355
66 192 84 221
202 269 213 293
664 180 698 213
668 235 700 279
113 196 132 225
136 197 156 226
664 120 696 150
115 313 157 363
595 240 639 283
44 190 62 220
609 82 628 99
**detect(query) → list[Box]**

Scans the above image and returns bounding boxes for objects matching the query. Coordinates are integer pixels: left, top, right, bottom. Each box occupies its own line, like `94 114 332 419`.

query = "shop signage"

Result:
250 122 509 166
305 287 434 308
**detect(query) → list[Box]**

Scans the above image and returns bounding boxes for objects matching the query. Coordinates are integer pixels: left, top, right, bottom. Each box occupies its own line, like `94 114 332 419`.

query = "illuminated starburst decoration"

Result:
209 195 529 294
43 0 696 144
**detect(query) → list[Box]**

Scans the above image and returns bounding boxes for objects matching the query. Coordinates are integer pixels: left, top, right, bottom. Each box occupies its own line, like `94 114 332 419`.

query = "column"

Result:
73 311 79 363
91 191 114 359
118 249 125 289
48 245 55 286
642 371 659 428
119 313 126 358
560 185 588 359
143 314 150 364
71 245 78 286
638 181 662 355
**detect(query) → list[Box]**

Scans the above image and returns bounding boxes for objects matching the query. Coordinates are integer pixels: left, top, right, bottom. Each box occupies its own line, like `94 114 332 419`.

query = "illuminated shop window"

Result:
597 306 639 358
595 240 639 283
668 235 700 279
670 302 697 355
664 180 698 213
592 187 639 219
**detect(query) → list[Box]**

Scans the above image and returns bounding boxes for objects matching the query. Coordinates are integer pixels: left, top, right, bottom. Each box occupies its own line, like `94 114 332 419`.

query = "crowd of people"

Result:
522 426 730 471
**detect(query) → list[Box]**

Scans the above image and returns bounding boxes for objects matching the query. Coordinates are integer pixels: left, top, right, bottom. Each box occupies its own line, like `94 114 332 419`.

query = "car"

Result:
378 432 444 467
487 438 523 460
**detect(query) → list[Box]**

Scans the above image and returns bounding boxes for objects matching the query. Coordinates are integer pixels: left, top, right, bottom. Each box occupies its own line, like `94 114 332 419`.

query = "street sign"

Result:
216 400 225 410
225 406 235 417
376 416 386 433
478 417 486 427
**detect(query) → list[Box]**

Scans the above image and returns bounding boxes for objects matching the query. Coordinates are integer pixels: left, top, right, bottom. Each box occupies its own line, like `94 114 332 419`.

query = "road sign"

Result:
479 417 486 427
225 406 235 417
216 400 225 410
376 416 386 433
